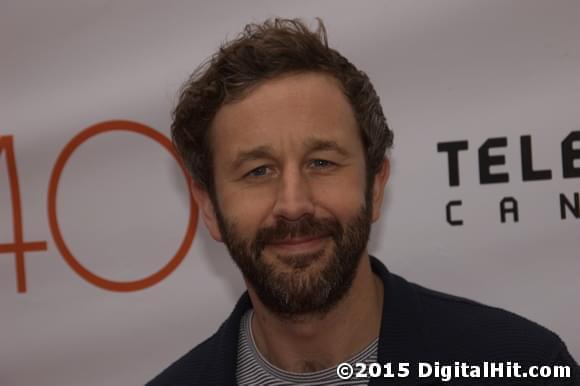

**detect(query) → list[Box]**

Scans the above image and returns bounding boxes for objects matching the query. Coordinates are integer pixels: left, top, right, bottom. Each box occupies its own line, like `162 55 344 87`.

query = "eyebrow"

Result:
230 138 350 171
303 138 349 157
231 145 275 171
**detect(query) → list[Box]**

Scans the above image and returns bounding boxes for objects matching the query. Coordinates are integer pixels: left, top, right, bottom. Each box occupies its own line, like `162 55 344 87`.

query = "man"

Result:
149 18 578 385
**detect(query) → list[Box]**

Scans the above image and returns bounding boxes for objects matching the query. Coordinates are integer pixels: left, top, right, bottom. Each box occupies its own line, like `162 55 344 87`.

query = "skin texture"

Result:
192 72 390 372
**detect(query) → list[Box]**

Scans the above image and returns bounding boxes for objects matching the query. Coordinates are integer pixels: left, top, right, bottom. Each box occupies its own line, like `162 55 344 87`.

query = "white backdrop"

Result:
1 1 578 385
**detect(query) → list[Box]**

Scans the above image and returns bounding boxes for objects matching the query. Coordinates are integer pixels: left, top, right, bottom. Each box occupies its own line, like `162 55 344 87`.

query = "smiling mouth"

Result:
267 235 328 252
270 235 325 245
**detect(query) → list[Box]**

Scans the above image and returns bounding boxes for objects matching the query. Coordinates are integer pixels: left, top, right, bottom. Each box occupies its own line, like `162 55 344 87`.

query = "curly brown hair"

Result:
172 18 393 193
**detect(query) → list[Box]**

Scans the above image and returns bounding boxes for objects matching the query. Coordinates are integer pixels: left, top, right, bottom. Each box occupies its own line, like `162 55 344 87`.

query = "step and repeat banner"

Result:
1 1 578 385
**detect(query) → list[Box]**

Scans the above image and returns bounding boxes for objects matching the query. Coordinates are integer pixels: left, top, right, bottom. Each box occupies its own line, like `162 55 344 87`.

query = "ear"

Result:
371 158 390 222
190 181 223 242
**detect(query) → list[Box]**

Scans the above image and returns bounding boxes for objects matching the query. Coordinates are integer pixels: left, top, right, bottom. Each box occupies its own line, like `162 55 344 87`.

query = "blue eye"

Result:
311 159 333 168
247 166 268 177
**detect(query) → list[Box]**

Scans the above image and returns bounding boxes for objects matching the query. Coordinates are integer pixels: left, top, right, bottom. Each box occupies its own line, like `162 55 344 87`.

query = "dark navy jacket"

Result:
148 257 579 385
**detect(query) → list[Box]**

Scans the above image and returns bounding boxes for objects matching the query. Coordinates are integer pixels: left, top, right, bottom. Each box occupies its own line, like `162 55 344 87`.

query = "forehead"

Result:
209 72 361 158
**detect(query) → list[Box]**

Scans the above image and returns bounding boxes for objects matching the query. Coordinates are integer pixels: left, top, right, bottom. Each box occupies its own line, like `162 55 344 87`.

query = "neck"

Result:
246 253 383 373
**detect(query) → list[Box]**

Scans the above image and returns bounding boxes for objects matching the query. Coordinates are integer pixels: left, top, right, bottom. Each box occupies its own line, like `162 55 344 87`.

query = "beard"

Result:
214 201 372 318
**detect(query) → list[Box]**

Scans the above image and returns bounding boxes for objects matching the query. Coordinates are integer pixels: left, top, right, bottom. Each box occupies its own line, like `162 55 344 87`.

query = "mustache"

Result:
253 216 342 252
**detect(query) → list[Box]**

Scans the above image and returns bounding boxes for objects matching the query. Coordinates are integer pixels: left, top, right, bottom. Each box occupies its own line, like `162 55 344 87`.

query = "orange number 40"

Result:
1 121 197 293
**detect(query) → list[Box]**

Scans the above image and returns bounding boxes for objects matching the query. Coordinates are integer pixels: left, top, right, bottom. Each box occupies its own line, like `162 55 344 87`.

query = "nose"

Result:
271 166 315 221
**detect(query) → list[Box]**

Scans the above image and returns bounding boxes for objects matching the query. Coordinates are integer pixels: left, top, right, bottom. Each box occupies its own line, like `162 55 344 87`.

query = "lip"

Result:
267 235 328 252
270 236 325 245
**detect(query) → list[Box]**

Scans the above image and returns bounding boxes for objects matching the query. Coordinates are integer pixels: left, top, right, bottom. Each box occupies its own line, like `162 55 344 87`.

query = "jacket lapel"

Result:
370 256 435 385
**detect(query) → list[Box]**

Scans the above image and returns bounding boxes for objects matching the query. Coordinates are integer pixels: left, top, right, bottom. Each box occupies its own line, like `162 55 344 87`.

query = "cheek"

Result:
217 184 276 231
311 175 367 216
314 188 363 216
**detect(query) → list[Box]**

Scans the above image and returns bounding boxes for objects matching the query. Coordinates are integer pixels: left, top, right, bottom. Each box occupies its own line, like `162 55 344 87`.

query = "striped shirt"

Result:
236 309 377 385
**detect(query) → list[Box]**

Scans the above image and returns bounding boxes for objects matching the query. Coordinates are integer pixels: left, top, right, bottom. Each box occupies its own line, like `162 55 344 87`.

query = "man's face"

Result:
196 72 387 317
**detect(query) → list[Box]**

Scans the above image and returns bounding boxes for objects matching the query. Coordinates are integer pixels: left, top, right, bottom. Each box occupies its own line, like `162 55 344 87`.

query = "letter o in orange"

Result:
47 120 197 292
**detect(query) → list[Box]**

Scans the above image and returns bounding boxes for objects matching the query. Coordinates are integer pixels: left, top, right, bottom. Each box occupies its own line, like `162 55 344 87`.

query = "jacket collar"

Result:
369 256 433 385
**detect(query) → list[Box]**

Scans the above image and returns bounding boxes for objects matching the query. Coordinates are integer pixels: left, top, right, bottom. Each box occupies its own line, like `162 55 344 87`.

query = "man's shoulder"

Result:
406 278 569 362
146 332 222 386
412 280 556 338
146 294 251 386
